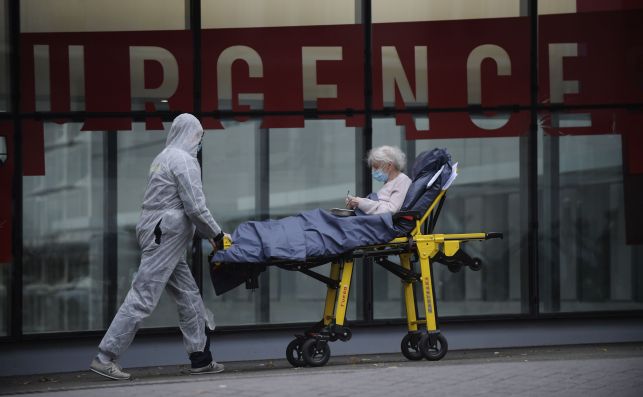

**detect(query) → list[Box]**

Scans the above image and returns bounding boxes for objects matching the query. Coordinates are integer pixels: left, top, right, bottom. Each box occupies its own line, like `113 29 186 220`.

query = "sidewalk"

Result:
2 343 642 397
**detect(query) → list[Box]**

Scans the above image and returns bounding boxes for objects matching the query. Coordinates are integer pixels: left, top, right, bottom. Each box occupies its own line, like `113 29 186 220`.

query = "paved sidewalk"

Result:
2 343 642 397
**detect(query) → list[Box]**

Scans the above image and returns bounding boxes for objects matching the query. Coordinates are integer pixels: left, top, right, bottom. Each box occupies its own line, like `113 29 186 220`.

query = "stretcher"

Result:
210 168 502 367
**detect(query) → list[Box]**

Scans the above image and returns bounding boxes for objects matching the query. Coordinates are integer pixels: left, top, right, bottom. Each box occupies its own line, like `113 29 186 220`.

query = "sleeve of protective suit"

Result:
172 153 222 239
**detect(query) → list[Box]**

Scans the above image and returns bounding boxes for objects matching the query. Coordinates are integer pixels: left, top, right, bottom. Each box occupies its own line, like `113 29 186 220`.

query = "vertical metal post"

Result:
189 0 204 290
103 131 118 325
355 0 374 323
255 128 270 323
9 0 22 339
527 0 540 316
542 120 560 312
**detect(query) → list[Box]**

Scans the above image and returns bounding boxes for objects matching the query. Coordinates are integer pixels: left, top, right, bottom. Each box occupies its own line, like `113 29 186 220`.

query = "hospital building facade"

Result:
1 0 642 376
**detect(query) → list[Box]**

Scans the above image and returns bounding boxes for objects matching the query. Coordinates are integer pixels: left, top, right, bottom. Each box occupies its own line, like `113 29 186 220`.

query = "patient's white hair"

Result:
367 145 406 171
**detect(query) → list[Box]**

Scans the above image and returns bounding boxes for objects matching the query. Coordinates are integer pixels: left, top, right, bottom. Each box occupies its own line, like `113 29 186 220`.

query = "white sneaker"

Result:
189 361 225 375
89 358 131 380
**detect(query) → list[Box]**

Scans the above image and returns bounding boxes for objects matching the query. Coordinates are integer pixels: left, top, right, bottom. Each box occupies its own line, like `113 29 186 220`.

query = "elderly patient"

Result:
211 146 454 295
346 145 412 214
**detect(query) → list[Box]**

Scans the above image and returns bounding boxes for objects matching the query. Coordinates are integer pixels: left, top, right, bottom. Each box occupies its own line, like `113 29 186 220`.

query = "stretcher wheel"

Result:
420 333 448 361
400 334 424 361
469 258 482 271
286 338 306 367
301 338 331 367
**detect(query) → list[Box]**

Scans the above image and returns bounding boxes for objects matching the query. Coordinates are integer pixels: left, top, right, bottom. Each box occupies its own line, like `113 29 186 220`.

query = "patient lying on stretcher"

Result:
210 147 453 268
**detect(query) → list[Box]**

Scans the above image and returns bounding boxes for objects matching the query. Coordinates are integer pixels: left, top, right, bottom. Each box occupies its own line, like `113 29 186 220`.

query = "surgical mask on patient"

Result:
372 169 388 182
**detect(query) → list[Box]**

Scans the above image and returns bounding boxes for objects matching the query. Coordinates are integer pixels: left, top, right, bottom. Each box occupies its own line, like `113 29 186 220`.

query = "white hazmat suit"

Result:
98 113 220 367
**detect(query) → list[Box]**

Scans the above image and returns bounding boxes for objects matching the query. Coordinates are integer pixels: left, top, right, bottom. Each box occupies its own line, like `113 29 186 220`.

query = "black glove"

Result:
213 231 225 250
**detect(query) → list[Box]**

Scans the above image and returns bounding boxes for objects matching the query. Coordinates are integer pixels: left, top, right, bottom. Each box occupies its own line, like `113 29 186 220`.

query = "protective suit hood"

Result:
165 113 203 157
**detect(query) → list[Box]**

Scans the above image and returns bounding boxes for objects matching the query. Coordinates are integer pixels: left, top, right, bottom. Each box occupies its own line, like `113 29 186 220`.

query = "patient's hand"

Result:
346 195 361 209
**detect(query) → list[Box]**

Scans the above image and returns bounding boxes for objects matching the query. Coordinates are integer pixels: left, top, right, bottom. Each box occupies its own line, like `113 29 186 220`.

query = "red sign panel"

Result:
17 10 643 170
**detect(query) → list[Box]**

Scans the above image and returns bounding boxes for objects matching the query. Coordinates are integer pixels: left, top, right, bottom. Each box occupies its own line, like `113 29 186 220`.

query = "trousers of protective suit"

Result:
98 209 214 365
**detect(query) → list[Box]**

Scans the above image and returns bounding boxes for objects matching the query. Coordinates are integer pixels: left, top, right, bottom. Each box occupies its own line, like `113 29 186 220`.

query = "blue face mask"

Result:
372 169 388 183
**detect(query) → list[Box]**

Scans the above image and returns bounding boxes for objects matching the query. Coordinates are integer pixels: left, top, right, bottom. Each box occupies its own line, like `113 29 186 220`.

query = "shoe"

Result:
89 358 131 380
189 361 225 375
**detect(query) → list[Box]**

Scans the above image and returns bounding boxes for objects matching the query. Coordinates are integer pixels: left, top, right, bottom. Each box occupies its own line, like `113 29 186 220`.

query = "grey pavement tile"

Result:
2 343 643 397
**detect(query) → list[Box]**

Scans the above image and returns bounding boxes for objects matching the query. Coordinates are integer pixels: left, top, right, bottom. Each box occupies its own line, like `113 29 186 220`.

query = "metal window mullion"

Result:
255 128 270 323
189 0 204 291
357 0 374 323
9 0 23 339
528 0 540 317
103 131 118 325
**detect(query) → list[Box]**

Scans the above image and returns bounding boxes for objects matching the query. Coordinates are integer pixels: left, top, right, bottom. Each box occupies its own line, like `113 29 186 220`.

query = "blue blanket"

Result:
212 209 396 264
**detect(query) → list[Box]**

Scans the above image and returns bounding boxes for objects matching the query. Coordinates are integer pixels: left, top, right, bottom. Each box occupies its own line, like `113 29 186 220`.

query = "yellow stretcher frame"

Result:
219 189 502 367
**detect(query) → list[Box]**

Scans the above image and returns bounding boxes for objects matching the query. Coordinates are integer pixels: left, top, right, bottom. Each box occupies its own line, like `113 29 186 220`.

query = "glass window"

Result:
373 0 576 23
372 2 530 111
202 120 360 325
538 5 643 107
22 122 106 333
372 114 529 319
201 120 258 326
0 263 6 335
20 0 192 115
0 121 10 335
0 0 8 112
269 121 359 323
21 0 186 32
538 110 643 313
202 0 357 28
373 0 525 23
116 123 182 327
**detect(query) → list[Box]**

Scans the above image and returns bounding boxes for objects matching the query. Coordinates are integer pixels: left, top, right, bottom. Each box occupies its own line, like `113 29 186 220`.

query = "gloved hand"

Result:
209 231 225 250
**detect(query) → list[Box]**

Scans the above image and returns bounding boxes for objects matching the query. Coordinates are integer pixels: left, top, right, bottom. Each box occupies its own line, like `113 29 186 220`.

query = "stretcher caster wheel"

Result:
332 325 352 342
400 334 424 361
420 333 448 361
469 258 482 271
286 338 306 367
301 338 331 367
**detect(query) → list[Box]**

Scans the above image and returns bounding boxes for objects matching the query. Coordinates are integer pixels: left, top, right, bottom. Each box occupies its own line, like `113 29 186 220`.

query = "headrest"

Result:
411 148 451 180
394 148 453 236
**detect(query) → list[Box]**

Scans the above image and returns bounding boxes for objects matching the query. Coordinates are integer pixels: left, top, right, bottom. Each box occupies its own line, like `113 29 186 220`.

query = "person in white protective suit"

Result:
90 113 225 380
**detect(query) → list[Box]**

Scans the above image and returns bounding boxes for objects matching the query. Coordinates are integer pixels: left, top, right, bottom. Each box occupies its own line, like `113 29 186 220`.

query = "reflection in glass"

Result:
116 123 181 327
373 0 576 23
269 121 359 323
538 118 643 312
373 116 526 318
21 0 186 32
22 122 105 333
202 0 356 28
0 262 7 335
201 121 258 325
202 120 360 325
0 0 8 112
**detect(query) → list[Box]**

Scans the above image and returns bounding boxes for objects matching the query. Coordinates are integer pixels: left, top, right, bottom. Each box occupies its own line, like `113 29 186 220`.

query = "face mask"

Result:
372 169 388 183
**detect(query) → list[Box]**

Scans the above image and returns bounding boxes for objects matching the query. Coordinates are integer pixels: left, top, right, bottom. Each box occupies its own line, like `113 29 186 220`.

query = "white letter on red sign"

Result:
302 47 343 109
129 46 179 111
467 44 511 130
33 44 85 111
548 43 590 128
217 46 264 114
381 46 428 130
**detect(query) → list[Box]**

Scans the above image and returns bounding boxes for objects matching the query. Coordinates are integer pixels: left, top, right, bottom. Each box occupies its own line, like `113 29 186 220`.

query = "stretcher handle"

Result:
486 232 503 240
